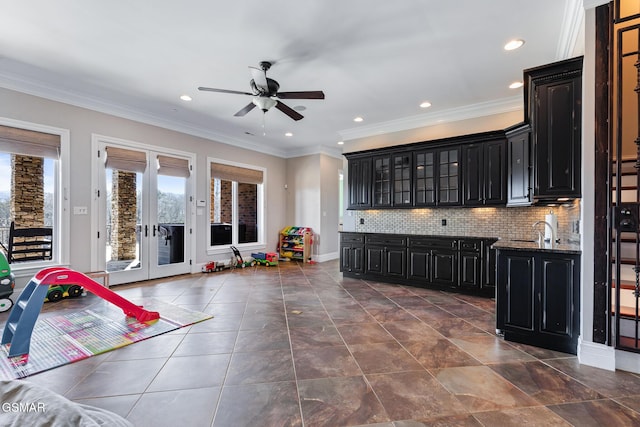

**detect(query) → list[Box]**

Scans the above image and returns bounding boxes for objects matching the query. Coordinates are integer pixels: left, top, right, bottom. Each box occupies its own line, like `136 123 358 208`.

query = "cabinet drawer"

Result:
365 235 407 246
341 233 364 244
409 237 456 250
459 239 482 252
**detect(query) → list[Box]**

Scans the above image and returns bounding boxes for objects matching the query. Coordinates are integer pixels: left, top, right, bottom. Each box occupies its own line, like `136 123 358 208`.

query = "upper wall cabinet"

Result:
347 157 371 209
345 130 505 210
462 138 507 206
525 57 583 201
505 124 532 206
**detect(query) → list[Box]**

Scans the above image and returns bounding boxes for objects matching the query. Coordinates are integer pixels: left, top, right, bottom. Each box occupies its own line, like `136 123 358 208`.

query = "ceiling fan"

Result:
198 61 324 121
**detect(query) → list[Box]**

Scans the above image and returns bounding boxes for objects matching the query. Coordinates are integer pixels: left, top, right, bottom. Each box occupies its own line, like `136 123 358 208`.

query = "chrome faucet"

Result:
532 220 557 246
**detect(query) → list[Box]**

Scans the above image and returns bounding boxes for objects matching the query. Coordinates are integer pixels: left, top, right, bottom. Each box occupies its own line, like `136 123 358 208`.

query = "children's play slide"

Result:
1 267 160 357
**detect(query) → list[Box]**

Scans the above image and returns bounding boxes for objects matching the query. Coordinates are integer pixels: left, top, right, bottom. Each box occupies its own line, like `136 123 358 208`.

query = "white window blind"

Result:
211 162 263 184
104 146 147 173
0 124 60 158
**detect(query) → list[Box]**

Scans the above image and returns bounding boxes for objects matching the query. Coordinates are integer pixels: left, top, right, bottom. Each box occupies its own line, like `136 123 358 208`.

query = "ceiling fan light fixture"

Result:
253 97 277 112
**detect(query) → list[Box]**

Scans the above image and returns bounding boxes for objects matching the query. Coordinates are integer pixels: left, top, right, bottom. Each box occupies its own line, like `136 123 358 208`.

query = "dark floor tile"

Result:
171 331 236 356
73 394 140 420
403 338 482 369
438 302 489 318
367 370 467 420
225 349 294 385
235 328 291 352
548 399 640 426
544 357 640 398
350 342 424 374
240 311 288 330
293 345 362 380
65 358 167 398
388 295 433 308
382 319 442 342
431 365 539 412
407 305 457 322
127 387 221 427
289 325 344 349
615 394 640 414
298 376 390 426
188 313 243 332
337 323 395 345
286 309 333 328
328 306 377 325
214 381 302 427
429 318 491 338
394 414 483 426
448 335 536 364
489 361 603 404
147 354 230 391
472 406 571 426
366 306 417 323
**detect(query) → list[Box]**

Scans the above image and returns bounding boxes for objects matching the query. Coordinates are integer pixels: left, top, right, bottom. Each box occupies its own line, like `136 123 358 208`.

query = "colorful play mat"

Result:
0 298 212 380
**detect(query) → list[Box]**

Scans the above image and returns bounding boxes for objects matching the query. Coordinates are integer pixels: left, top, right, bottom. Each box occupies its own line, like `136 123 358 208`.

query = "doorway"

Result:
92 137 193 286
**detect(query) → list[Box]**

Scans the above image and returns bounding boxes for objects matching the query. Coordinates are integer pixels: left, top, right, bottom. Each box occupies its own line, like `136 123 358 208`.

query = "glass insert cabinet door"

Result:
439 148 460 204
393 153 412 206
373 156 391 207
414 151 435 206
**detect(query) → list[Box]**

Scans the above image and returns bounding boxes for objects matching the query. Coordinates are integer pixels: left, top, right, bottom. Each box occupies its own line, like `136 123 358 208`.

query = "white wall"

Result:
0 86 288 274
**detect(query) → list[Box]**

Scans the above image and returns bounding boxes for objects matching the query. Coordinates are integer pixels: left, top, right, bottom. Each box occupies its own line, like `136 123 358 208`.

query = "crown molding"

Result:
0 72 294 158
337 96 522 142
583 0 609 9
557 0 585 58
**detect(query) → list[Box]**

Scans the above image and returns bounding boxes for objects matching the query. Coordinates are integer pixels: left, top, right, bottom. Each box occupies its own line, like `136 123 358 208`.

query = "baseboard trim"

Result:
578 338 615 371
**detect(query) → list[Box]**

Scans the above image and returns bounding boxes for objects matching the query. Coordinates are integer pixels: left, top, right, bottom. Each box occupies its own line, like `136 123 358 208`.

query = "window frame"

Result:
207 157 265 255
0 117 70 278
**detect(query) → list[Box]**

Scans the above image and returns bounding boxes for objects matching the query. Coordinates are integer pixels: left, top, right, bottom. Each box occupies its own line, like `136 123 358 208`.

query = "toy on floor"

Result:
251 252 278 266
1 267 160 358
201 260 232 273
44 284 84 302
0 252 15 312
231 246 255 268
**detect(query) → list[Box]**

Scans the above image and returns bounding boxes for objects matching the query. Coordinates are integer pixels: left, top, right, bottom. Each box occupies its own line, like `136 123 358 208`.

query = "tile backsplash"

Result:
352 200 581 243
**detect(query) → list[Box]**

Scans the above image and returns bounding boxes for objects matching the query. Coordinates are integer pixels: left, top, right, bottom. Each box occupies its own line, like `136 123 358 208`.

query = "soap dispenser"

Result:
545 209 558 243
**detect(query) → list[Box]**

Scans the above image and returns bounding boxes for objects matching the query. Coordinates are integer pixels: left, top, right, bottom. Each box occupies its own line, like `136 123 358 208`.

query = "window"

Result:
0 120 69 269
209 159 264 249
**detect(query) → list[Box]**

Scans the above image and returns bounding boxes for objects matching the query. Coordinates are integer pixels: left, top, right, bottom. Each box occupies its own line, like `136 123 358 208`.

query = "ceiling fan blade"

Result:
249 66 269 92
275 101 304 121
234 102 257 117
198 87 253 96
276 91 325 100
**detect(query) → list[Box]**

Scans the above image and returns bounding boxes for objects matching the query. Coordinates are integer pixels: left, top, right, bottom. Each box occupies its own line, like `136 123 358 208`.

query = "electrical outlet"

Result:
359 218 365 225
441 219 447 226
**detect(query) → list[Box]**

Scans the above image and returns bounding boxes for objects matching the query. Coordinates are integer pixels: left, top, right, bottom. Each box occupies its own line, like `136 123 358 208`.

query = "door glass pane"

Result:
106 169 142 272
157 173 186 265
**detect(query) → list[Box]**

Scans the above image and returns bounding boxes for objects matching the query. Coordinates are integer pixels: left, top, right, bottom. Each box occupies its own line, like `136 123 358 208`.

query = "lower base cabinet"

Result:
340 233 496 296
496 249 580 354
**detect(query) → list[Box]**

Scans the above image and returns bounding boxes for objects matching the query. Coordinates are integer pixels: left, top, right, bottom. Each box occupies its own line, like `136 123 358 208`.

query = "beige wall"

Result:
0 86 288 273
285 153 342 261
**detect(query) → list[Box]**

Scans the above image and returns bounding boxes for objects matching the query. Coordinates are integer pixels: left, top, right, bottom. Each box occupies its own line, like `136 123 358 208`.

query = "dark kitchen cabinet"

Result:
413 149 437 206
342 233 497 296
506 124 532 206
496 249 580 354
347 157 372 209
413 147 461 207
525 57 583 200
458 239 483 290
462 139 507 206
364 235 406 278
408 237 457 287
392 153 413 206
339 233 364 274
372 155 392 207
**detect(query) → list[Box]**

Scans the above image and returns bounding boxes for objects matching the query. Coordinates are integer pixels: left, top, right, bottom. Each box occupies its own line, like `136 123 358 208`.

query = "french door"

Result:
93 137 193 286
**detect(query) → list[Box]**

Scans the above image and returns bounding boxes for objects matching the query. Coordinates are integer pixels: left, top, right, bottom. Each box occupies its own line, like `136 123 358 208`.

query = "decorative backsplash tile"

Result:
352 200 581 243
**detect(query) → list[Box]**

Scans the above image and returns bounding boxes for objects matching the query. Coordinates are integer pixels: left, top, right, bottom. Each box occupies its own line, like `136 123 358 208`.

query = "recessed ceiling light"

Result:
353 116 364 122
337 141 344 145
504 39 525 51
509 81 524 89
180 95 192 101
420 101 432 109
285 132 293 137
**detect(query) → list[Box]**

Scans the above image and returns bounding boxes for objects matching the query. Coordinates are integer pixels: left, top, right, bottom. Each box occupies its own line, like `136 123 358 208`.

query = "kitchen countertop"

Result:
491 239 581 255
339 231 498 241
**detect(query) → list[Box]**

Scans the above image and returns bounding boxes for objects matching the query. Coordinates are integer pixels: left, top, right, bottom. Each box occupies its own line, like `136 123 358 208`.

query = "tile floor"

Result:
5 260 640 426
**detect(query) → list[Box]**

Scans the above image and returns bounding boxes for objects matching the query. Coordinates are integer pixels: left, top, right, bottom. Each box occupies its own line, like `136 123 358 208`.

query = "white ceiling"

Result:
0 1 583 158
